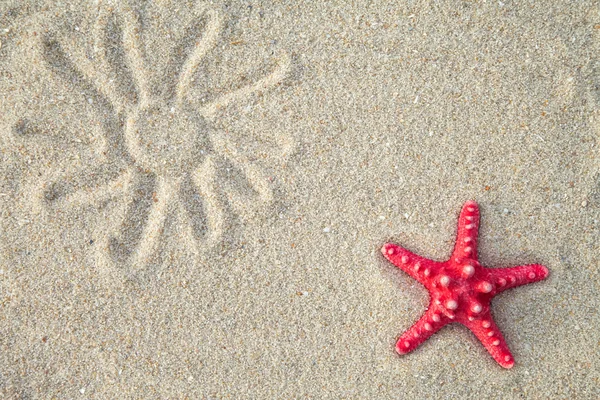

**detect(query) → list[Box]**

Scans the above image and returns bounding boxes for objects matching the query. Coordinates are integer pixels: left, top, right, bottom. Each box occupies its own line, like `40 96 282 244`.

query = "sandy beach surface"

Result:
1 0 599 398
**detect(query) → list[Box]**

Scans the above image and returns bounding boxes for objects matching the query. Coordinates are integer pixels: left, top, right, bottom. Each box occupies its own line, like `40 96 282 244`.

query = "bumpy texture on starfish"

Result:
381 200 549 368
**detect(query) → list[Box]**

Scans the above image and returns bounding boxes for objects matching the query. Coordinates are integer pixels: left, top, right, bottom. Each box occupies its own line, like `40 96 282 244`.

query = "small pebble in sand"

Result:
323 227 331 233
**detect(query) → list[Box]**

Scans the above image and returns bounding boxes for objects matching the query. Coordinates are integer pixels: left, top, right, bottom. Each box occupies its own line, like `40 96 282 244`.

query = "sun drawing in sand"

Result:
35 5 292 273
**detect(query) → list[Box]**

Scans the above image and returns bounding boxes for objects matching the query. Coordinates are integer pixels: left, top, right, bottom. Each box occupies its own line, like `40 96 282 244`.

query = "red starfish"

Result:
381 200 548 368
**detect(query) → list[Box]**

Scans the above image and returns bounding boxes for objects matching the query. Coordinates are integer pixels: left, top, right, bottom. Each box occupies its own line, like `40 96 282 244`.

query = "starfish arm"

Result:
452 200 480 260
381 243 445 286
488 264 549 294
396 305 450 355
463 313 515 368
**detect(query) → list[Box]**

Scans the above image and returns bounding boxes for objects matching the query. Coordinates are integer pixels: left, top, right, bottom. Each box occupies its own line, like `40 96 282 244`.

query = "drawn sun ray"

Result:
23 3 292 277
40 37 131 161
42 166 135 210
176 7 223 104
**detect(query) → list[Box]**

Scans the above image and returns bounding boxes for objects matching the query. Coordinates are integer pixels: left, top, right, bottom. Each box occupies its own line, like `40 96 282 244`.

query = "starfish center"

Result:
430 258 494 319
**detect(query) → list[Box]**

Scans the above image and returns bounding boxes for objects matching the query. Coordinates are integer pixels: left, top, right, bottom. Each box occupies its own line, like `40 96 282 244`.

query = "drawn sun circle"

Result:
125 103 212 177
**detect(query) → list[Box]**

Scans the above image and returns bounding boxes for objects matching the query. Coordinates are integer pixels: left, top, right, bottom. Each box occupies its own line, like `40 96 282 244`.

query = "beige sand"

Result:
0 0 599 398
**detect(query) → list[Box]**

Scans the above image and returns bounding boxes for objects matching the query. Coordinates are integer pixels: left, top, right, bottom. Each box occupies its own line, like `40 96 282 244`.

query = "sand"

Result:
0 0 599 398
